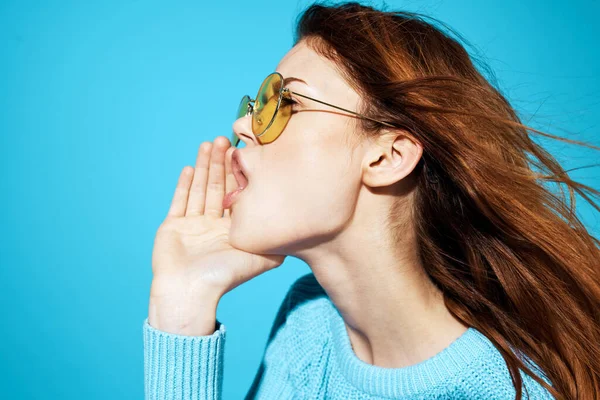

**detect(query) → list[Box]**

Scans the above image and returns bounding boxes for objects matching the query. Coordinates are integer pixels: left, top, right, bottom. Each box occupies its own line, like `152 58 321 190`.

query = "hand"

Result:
148 136 286 334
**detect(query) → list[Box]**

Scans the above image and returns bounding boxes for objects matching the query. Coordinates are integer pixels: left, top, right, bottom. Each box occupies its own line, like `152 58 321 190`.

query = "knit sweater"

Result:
143 273 555 399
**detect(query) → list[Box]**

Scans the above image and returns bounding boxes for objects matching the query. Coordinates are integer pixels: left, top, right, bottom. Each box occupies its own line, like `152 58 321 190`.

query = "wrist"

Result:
148 295 220 336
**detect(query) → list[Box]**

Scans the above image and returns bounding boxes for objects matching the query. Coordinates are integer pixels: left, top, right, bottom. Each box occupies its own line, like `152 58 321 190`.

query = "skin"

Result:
228 40 469 369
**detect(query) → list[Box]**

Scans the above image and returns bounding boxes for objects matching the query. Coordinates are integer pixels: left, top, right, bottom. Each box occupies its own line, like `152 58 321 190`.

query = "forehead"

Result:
274 41 353 98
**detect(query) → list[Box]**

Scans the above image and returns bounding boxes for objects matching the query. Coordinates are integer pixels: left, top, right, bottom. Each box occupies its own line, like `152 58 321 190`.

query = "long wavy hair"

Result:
292 2 600 399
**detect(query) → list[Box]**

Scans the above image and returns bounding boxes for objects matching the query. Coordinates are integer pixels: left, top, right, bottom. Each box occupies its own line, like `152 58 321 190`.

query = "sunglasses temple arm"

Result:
289 90 397 128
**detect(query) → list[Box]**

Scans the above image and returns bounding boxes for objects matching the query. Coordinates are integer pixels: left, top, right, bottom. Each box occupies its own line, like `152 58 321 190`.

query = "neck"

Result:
293 197 469 368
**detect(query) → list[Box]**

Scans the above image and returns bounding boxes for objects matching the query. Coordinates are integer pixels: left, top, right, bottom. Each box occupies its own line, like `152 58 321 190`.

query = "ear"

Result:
361 131 423 188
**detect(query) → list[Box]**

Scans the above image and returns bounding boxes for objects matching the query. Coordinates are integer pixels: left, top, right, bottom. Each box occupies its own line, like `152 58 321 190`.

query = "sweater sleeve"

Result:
142 273 320 400
142 317 226 400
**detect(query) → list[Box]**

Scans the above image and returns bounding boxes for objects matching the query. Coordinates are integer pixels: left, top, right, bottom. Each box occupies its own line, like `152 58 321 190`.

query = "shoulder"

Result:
446 329 556 399
259 273 331 372
244 274 330 398
277 273 334 386
286 272 328 312
284 272 332 325
264 272 328 341
245 274 333 398
261 272 332 353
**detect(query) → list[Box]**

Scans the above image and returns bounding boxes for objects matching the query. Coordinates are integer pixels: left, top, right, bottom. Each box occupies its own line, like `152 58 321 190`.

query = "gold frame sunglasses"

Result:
230 71 397 147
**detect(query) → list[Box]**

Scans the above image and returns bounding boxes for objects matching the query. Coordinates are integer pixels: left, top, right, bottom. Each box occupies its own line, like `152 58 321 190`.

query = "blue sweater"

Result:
143 273 555 399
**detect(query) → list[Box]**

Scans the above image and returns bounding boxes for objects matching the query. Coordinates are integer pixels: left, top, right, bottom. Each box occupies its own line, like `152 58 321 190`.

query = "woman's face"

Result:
228 40 369 256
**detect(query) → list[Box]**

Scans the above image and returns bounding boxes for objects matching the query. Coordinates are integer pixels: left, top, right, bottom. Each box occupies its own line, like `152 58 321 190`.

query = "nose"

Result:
232 116 259 147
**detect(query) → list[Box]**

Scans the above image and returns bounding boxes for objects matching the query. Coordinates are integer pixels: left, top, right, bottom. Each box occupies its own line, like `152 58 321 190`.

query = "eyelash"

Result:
282 97 298 106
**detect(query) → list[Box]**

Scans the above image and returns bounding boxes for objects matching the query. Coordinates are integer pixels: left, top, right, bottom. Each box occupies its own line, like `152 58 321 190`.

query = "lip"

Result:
231 149 250 187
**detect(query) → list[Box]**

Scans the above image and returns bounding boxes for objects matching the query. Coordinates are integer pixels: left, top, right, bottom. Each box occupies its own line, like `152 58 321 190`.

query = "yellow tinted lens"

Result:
253 73 292 144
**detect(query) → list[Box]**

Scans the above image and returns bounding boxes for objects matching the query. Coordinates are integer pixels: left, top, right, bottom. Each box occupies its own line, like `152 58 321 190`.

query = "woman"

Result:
143 2 600 399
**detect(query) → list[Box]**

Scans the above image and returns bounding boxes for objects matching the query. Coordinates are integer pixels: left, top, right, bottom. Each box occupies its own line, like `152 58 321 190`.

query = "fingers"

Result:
167 166 194 218
204 136 231 218
173 137 231 219
223 146 237 218
185 142 212 216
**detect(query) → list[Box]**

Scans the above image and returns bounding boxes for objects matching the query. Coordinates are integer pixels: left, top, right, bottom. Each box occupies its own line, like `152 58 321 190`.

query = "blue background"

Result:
1 0 598 398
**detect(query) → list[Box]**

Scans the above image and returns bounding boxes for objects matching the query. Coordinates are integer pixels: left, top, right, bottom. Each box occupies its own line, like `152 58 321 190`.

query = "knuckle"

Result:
207 181 223 192
190 179 204 189
205 210 222 218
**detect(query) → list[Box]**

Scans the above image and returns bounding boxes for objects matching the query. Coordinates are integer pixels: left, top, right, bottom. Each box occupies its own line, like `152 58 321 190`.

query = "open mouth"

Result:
224 152 249 210
232 151 249 189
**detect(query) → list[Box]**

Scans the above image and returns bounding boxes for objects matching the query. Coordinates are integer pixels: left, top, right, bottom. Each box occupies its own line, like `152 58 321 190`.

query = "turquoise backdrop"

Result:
0 0 598 398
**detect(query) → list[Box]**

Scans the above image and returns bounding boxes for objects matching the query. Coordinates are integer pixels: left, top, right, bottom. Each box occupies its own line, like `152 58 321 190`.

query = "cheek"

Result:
267 149 356 222
229 131 359 253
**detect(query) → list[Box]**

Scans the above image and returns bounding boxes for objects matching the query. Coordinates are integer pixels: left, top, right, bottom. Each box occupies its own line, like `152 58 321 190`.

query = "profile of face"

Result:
229 40 421 258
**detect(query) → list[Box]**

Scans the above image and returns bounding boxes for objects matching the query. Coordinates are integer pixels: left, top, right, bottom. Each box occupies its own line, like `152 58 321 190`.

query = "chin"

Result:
229 222 270 253
229 222 292 256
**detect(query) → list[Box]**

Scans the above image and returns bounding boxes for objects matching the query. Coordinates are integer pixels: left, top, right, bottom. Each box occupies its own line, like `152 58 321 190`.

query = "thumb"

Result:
238 253 287 282
257 253 287 271
221 252 287 295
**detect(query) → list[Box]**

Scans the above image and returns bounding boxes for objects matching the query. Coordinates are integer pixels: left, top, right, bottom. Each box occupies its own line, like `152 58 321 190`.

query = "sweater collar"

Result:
325 299 497 398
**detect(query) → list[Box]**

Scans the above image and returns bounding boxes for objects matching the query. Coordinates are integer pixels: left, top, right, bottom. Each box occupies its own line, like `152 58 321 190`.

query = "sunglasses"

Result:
230 71 397 147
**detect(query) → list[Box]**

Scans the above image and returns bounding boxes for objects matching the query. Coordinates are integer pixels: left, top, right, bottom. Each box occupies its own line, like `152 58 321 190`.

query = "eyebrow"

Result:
283 76 308 87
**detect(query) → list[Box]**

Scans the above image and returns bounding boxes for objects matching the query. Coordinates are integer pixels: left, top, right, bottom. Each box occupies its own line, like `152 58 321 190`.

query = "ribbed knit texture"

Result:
143 273 555 399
